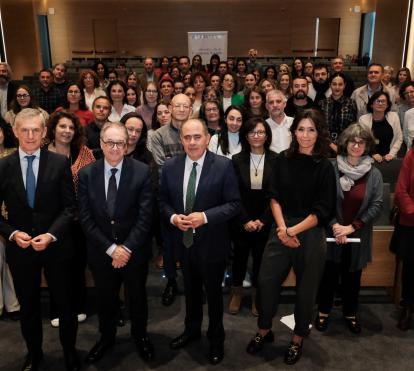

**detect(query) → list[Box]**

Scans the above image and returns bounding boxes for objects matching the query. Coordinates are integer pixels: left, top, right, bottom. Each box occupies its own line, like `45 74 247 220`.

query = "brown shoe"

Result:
228 287 242 314
251 288 259 317
398 304 413 331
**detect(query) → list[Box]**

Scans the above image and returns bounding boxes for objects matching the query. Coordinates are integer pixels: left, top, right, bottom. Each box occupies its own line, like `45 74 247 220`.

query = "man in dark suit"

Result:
78 122 154 363
0 108 79 370
159 118 241 365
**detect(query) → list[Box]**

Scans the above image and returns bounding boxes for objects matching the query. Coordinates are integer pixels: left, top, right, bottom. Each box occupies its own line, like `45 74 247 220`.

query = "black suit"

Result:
78 157 153 341
159 151 241 344
0 148 77 357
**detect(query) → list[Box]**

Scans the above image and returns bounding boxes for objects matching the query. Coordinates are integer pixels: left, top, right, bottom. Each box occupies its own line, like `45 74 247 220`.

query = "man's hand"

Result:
112 245 131 268
244 220 258 232
14 231 32 249
172 214 193 231
30 234 53 251
184 212 205 229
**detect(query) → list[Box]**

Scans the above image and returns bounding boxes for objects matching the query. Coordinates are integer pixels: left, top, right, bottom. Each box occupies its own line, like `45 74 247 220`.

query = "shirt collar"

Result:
104 158 123 174
19 147 41 160
185 150 207 168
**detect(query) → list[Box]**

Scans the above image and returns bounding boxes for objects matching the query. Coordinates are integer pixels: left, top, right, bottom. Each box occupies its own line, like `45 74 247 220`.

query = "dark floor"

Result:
1 264 414 371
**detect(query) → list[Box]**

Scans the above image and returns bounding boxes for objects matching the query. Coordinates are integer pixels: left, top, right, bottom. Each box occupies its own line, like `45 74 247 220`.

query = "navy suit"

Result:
78 156 153 341
159 151 241 344
0 148 77 358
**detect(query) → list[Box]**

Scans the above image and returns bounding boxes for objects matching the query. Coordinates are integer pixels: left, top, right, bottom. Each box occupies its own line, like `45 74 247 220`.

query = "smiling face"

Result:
193 75 206 93
244 74 256 89
204 102 220 124
156 104 171 125
67 84 81 105
330 76 345 98
225 108 242 133
127 74 138 88
126 88 137 105
54 117 75 146
295 118 318 154
249 91 263 109
125 117 144 147
100 126 127 166
347 137 366 160
16 87 31 108
180 119 210 161
110 83 125 103
14 113 46 154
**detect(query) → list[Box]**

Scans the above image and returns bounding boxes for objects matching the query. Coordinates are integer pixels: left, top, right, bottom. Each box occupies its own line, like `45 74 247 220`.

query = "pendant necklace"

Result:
250 153 265 177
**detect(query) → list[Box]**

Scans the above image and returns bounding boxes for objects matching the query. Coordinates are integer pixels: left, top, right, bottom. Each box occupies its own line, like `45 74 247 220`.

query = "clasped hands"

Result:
332 223 355 244
373 153 393 163
276 227 300 249
14 231 53 251
112 245 131 268
173 212 205 231
244 219 264 232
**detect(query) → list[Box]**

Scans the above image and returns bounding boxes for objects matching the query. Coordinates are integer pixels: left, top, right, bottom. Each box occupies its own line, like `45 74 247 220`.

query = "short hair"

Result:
100 121 128 141
180 118 209 135
313 63 328 74
15 108 46 128
266 89 287 103
79 69 99 89
336 123 376 156
39 68 52 76
179 56 190 63
0 117 17 148
292 75 308 85
92 95 111 109
399 81 414 101
383 65 394 74
46 111 85 150
367 63 384 72
0 62 12 78
62 83 88 111
120 112 148 152
367 90 392 114
53 63 66 71
106 80 128 105
286 108 330 159
239 116 272 152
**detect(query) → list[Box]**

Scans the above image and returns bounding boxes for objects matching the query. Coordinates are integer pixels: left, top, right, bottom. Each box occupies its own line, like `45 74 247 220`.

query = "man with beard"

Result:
33 69 63 114
52 63 70 97
308 64 331 106
265 89 293 153
0 62 16 119
285 76 315 117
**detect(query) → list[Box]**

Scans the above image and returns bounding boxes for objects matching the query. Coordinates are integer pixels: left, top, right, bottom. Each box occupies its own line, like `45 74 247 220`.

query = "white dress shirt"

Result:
266 115 293 153
108 104 136 122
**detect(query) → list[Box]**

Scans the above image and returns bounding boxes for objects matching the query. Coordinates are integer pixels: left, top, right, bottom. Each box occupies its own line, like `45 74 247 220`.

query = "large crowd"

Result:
0 51 414 370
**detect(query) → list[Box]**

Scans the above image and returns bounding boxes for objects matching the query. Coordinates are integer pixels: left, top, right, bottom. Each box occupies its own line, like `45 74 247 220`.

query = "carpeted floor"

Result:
1 265 413 371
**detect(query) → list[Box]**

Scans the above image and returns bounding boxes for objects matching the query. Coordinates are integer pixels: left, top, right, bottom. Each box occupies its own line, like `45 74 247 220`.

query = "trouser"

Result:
402 256 414 304
257 222 326 337
317 246 362 316
162 222 177 279
0 236 20 314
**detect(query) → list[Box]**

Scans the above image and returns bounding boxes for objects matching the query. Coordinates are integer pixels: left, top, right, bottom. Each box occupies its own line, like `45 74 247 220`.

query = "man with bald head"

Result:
159 118 240 365
139 57 158 90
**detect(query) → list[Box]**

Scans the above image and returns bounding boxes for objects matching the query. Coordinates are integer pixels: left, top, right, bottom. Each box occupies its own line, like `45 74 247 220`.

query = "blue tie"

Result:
25 155 36 208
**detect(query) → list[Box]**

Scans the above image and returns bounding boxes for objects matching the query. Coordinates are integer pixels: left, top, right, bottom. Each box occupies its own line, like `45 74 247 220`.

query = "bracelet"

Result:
285 227 294 238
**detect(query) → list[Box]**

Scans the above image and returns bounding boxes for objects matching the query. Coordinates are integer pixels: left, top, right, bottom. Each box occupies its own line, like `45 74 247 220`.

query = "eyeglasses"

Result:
16 94 30 99
349 139 366 147
68 90 81 95
248 130 266 138
374 99 387 105
101 139 126 148
146 90 158 94
205 107 218 113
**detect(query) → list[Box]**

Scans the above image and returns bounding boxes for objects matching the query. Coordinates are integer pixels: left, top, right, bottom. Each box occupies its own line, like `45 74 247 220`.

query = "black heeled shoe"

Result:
246 330 274 354
344 316 361 334
284 341 303 365
314 314 329 332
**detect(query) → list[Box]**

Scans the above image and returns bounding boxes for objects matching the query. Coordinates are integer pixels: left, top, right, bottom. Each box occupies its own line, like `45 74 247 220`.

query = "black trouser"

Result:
231 226 269 288
257 223 326 337
89 258 149 342
9 255 78 357
317 246 362 316
402 257 414 304
162 222 177 280
181 245 226 346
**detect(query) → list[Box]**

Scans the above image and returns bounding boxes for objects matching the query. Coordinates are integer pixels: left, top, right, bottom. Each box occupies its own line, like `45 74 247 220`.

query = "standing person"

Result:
292 58 304 78
391 139 414 330
0 62 16 119
79 70 106 111
285 76 315 117
139 58 159 90
244 86 266 118
159 118 240 365
52 63 70 97
199 99 223 135
0 108 79 370
92 61 109 89
330 56 355 97
107 80 135 122
246 109 336 365
277 72 292 100
32 69 63 114
220 73 244 113
137 81 159 130
78 122 154 363
86 96 111 151
229 118 277 316
315 124 383 334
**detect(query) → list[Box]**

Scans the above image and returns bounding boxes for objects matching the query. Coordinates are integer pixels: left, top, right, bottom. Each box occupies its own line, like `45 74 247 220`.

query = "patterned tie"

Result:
25 155 36 208
183 162 197 248
107 168 118 218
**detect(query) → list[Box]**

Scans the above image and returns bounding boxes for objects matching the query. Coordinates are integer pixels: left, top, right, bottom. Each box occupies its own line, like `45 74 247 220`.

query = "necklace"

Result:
250 152 265 177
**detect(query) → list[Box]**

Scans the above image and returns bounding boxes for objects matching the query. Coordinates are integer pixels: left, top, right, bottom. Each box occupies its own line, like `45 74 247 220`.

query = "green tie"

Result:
183 162 197 248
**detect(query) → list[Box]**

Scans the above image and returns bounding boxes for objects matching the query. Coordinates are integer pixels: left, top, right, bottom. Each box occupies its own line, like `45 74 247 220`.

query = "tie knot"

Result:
25 155 35 164
110 168 118 176
192 162 197 169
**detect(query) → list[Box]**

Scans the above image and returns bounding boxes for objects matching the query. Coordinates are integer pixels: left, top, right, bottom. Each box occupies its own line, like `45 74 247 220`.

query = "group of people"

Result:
0 53 413 370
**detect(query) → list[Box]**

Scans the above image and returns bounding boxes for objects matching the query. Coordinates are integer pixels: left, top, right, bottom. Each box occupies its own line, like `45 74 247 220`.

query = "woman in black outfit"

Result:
229 118 278 316
246 109 336 365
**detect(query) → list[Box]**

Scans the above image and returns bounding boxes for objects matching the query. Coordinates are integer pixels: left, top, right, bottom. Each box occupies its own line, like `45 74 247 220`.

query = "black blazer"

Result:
158 151 241 262
77 156 153 264
0 148 75 264
232 149 278 227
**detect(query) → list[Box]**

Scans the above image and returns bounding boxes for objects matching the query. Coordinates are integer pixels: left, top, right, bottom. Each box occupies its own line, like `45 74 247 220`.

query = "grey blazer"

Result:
327 160 383 271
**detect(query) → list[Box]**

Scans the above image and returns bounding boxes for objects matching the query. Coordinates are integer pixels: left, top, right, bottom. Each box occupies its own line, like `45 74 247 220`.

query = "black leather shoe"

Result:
314 314 329 332
8 310 20 321
21 352 44 371
284 341 303 365
162 282 178 306
398 305 413 331
85 339 115 363
246 330 274 354
64 349 81 371
344 316 361 334
209 343 224 365
135 336 154 362
169 332 201 350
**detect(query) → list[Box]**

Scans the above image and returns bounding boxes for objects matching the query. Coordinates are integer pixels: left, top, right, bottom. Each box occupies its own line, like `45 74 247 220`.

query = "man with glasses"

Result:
265 89 294 153
159 118 240 365
351 63 397 119
78 122 154 363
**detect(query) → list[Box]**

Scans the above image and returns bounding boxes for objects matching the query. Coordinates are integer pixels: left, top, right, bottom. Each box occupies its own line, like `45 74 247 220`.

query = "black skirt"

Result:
390 223 414 260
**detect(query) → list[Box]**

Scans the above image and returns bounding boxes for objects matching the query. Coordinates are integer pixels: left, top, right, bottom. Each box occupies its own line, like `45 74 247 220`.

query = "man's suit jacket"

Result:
0 148 75 264
159 151 241 262
77 156 153 265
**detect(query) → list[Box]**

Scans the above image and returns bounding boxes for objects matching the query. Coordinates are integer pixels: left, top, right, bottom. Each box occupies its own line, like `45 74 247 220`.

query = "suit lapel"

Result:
33 148 49 208
194 151 213 208
9 151 27 206
93 159 107 215
114 157 132 217
176 155 185 213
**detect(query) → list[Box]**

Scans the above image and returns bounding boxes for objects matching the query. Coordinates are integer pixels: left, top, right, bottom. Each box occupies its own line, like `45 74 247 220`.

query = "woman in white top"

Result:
79 69 106 110
208 105 243 159
107 80 136 122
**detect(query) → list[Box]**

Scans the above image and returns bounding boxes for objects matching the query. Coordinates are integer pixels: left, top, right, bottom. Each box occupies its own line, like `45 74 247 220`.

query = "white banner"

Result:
188 31 228 62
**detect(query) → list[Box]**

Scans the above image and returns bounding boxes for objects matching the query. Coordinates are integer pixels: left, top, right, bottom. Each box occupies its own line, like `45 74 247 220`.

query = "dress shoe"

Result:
21 352 44 371
86 339 115 363
398 304 413 331
64 349 81 371
169 332 201 350
246 330 274 354
314 314 329 332
8 310 20 321
209 343 224 365
284 341 303 365
135 336 154 362
162 282 178 306
344 316 361 334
